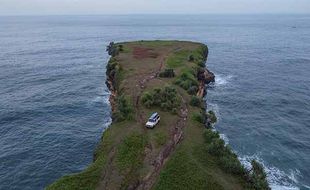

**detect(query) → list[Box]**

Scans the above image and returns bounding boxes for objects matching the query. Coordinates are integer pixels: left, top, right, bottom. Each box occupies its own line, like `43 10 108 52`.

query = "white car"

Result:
146 112 160 128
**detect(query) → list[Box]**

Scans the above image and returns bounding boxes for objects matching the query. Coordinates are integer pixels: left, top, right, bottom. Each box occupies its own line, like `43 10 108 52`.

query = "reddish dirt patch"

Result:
133 47 159 59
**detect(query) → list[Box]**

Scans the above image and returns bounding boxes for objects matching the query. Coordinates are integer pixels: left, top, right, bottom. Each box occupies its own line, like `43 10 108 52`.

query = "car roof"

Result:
150 112 159 119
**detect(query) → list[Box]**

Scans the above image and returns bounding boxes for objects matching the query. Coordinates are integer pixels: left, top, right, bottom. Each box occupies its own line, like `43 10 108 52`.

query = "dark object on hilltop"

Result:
188 54 195 62
159 69 175 78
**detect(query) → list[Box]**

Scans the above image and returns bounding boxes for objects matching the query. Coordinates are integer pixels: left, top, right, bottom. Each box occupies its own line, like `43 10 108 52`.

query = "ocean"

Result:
0 15 309 190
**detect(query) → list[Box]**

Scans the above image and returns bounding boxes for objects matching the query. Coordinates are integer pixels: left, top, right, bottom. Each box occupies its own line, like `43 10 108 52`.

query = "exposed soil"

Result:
133 47 159 59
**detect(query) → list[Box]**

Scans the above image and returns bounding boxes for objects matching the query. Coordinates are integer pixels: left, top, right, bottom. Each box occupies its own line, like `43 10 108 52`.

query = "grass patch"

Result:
116 133 147 172
166 50 190 68
154 132 168 147
154 144 223 190
116 133 148 188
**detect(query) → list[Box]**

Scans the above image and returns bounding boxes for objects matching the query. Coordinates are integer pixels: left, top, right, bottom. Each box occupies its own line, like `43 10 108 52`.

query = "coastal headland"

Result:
47 40 269 190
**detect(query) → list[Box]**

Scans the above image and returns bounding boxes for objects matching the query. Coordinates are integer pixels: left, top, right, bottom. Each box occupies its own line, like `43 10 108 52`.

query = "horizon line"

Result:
1 13 309 17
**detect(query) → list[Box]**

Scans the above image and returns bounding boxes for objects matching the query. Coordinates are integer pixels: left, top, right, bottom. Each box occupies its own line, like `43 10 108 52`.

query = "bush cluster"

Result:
159 69 175 78
204 129 270 189
248 160 270 190
204 130 245 175
192 111 206 124
175 72 199 95
113 95 134 122
141 86 180 112
190 96 202 107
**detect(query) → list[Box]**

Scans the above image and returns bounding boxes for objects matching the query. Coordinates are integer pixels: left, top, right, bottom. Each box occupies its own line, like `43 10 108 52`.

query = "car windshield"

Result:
148 119 155 122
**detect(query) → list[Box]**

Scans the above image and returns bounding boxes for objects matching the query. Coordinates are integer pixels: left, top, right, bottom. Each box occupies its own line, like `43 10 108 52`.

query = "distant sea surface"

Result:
0 15 309 190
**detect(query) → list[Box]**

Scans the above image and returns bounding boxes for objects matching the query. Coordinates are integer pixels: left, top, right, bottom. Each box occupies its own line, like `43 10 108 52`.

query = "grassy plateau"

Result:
47 40 269 190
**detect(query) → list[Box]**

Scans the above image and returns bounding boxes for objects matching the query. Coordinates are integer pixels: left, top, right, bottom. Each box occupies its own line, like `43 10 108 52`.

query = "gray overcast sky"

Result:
0 0 309 15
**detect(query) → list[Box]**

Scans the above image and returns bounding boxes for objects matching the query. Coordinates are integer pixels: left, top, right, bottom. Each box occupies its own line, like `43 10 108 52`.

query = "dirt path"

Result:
136 91 188 190
130 54 190 190
100 48 190 190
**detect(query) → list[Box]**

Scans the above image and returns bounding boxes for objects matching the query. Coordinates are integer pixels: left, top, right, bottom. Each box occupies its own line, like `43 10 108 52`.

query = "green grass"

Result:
154 132 168 147
116 133 147 172
154 143 223 190
47 41 263 190
166 50 190 68
116 133 148 188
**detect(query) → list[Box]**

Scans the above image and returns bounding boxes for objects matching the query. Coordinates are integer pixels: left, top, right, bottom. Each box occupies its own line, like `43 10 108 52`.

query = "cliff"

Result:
47 40 269 190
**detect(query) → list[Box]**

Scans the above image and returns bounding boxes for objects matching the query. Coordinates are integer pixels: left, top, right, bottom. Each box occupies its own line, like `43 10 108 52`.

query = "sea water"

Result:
0 15 309 189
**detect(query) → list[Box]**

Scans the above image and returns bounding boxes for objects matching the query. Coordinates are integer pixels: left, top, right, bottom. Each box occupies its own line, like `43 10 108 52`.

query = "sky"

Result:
0 0 309 15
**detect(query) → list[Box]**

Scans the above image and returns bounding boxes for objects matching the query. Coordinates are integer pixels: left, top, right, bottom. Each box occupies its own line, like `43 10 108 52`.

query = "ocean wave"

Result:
239 154 300 190
214 74 234 86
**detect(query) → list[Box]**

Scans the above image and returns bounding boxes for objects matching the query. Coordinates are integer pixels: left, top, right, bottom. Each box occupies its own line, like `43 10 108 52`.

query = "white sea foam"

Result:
219 133 229 145
214 74 234 86
239 154 300 190
207 102 220 121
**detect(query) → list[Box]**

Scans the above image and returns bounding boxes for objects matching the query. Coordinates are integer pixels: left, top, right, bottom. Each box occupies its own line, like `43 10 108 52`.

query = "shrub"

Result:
187 86 198 95
207 138 226 156
159 69 175 78
175 72 199 92
207 110 217 124
192 112 206 124
188 54 195 62
118 44 124 51
203 129 220 144
113 95 133 122
141 86 180 112
220 155 245 175
190 96 201 107
249 160 270 190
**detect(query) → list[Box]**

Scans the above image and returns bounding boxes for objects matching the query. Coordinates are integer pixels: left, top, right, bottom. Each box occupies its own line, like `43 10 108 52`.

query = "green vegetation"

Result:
192 111 206 124
116 133 147 171
175 71 199 94
159 68 175 78
205 130 245 175
207 110 217 123
48 41 269 190
188 54 195 62
106 58 123 90
166 50 190 68
154 132 168 147
113 95 134 122
141 86 180 112
248 160 270 190
204 129 270 189
154 145 223 190
190 96 202 107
